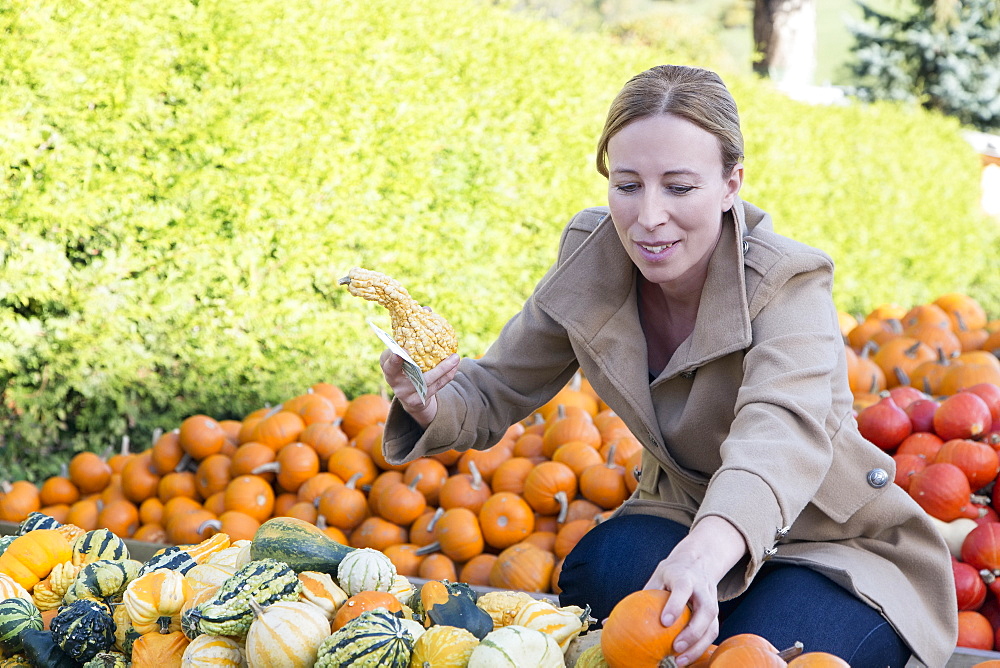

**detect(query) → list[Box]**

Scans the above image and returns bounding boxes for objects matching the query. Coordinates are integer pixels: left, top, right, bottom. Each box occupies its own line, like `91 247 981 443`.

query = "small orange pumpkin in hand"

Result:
601 589 690 668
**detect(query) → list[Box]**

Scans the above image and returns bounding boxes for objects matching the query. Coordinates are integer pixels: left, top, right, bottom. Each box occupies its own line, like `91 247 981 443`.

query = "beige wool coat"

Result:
383 199 959 667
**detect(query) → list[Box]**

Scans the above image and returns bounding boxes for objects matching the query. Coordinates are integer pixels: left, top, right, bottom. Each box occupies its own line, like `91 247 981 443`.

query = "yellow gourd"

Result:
0 529 73 590
410 624 479 667
123 569 194 634
339 267 458 372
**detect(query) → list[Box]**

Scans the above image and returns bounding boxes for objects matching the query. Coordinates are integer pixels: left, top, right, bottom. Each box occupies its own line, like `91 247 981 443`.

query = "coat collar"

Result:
534 200 754 444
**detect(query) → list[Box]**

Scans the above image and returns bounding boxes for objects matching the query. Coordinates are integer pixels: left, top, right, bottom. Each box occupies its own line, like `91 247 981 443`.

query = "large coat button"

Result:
867 468 890 488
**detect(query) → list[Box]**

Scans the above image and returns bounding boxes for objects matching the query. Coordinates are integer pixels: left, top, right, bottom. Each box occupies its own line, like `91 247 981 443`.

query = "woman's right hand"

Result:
379 350 460 429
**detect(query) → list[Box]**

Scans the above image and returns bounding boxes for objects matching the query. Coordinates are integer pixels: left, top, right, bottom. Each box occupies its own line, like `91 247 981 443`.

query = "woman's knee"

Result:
557 513 688 622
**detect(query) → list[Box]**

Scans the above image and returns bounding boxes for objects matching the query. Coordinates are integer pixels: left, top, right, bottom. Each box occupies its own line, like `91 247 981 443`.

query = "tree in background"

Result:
752 0 818 88
847 0 1000 132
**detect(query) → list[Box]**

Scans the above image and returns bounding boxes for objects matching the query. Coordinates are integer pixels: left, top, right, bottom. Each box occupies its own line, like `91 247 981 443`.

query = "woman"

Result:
380 65 957 667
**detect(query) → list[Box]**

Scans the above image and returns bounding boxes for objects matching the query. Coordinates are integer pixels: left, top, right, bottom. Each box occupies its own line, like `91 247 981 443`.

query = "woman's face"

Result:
606 113 743 297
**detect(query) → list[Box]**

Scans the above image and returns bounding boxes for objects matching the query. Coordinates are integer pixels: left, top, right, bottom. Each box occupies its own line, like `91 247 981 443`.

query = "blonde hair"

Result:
596 65 744 178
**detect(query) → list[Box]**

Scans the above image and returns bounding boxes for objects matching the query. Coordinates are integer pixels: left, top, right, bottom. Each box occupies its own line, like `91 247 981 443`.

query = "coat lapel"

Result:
534 201 755 450
655 203 753 384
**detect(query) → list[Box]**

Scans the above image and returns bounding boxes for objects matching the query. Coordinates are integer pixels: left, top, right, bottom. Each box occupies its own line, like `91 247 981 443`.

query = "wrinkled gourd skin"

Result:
340 267 458 372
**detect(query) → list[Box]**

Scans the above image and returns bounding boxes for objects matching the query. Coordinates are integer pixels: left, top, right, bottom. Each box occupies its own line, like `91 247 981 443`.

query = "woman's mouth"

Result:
637 241 678 258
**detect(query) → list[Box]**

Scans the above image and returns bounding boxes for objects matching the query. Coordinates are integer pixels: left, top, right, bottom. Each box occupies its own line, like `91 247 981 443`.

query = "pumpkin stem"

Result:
468 460 483 489
955 311 968 332
197 518 223 536
904 340 922 357
151 427 164 447
247 596 265 618
264 404 285 419
867 375 879 395
605 444 617 468
658 657 680 668
777 641 805 661
555 491 569 524
120 435 131 456
971 494 991 506
570 370 582 392
157 616 172 634
0 481 11 494
176 453 198 473
345 471 363 490
415 541 441 556
557 404 566 420
892 366 910 387
922 376 932 395
426 507 444 532
860 340 877 359
408 473 423 492
251 462 281 476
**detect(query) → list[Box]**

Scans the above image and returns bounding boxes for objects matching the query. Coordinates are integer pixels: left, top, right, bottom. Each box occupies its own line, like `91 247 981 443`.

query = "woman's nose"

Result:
638 191 666 230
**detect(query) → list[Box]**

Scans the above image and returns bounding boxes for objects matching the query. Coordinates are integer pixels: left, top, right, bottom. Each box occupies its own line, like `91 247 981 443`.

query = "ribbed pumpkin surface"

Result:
139 545 199 576
63 559 142 605
50 599 115 662
0 597 43 653
182 558 301 638
72 529 129 566
314 609 413 668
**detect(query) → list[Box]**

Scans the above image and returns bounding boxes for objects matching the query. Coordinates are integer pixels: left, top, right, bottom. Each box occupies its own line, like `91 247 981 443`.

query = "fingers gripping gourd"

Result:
339 267 458 372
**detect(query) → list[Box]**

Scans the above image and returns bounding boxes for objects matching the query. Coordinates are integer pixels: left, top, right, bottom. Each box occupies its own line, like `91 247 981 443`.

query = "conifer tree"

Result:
848 0 1000 132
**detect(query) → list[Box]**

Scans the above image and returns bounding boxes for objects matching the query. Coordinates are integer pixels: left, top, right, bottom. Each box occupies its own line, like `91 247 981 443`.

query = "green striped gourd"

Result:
49 599 116 662
0 536 16 557
63 559 143 606
181 558 301 639
17 512 62 535
0 597 43 653
138 545 198 576
314 609 414 668
71 529 129 566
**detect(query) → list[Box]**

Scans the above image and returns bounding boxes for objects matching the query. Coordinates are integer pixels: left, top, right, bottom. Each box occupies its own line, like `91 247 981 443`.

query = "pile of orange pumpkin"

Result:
0 372 638 596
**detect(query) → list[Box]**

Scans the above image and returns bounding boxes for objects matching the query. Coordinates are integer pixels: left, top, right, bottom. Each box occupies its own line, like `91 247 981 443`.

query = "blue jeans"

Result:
558 513 912 668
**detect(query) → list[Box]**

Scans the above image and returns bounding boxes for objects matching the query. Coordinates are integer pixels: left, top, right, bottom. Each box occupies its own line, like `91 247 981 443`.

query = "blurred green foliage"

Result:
1 0 997 479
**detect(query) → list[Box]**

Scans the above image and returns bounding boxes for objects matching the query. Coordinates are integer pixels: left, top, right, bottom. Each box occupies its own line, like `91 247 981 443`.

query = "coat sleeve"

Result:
381 209 606 465
692 247 843 597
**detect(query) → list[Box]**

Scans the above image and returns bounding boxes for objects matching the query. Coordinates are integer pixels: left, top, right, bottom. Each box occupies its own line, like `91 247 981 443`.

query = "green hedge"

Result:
1 0 997 479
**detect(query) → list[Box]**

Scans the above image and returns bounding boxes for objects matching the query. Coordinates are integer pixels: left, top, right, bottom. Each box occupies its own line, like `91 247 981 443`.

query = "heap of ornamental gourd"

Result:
0 511 867 667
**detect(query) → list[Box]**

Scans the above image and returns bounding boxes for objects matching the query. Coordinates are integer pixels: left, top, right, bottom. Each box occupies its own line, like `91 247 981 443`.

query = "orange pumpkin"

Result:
68 451 112 495
601 589 689 668
178 414 227 461
332 591 403 631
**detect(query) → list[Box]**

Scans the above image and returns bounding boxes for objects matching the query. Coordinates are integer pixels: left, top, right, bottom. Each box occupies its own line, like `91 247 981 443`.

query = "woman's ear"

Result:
721 163 744 211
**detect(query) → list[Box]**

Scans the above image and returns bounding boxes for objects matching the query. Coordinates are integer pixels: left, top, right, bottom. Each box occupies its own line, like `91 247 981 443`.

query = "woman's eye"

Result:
613 183 639 193
668 185 694 194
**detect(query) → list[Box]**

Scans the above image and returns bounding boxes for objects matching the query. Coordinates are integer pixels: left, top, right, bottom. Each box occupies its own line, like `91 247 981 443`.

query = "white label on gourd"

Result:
369 320 427 403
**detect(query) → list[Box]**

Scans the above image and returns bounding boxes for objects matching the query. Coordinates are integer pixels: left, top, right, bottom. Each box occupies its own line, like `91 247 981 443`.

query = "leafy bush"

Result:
1 0 996 478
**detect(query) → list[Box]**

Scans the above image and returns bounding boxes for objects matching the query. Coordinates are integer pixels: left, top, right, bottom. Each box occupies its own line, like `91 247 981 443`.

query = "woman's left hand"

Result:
642 516 747 666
